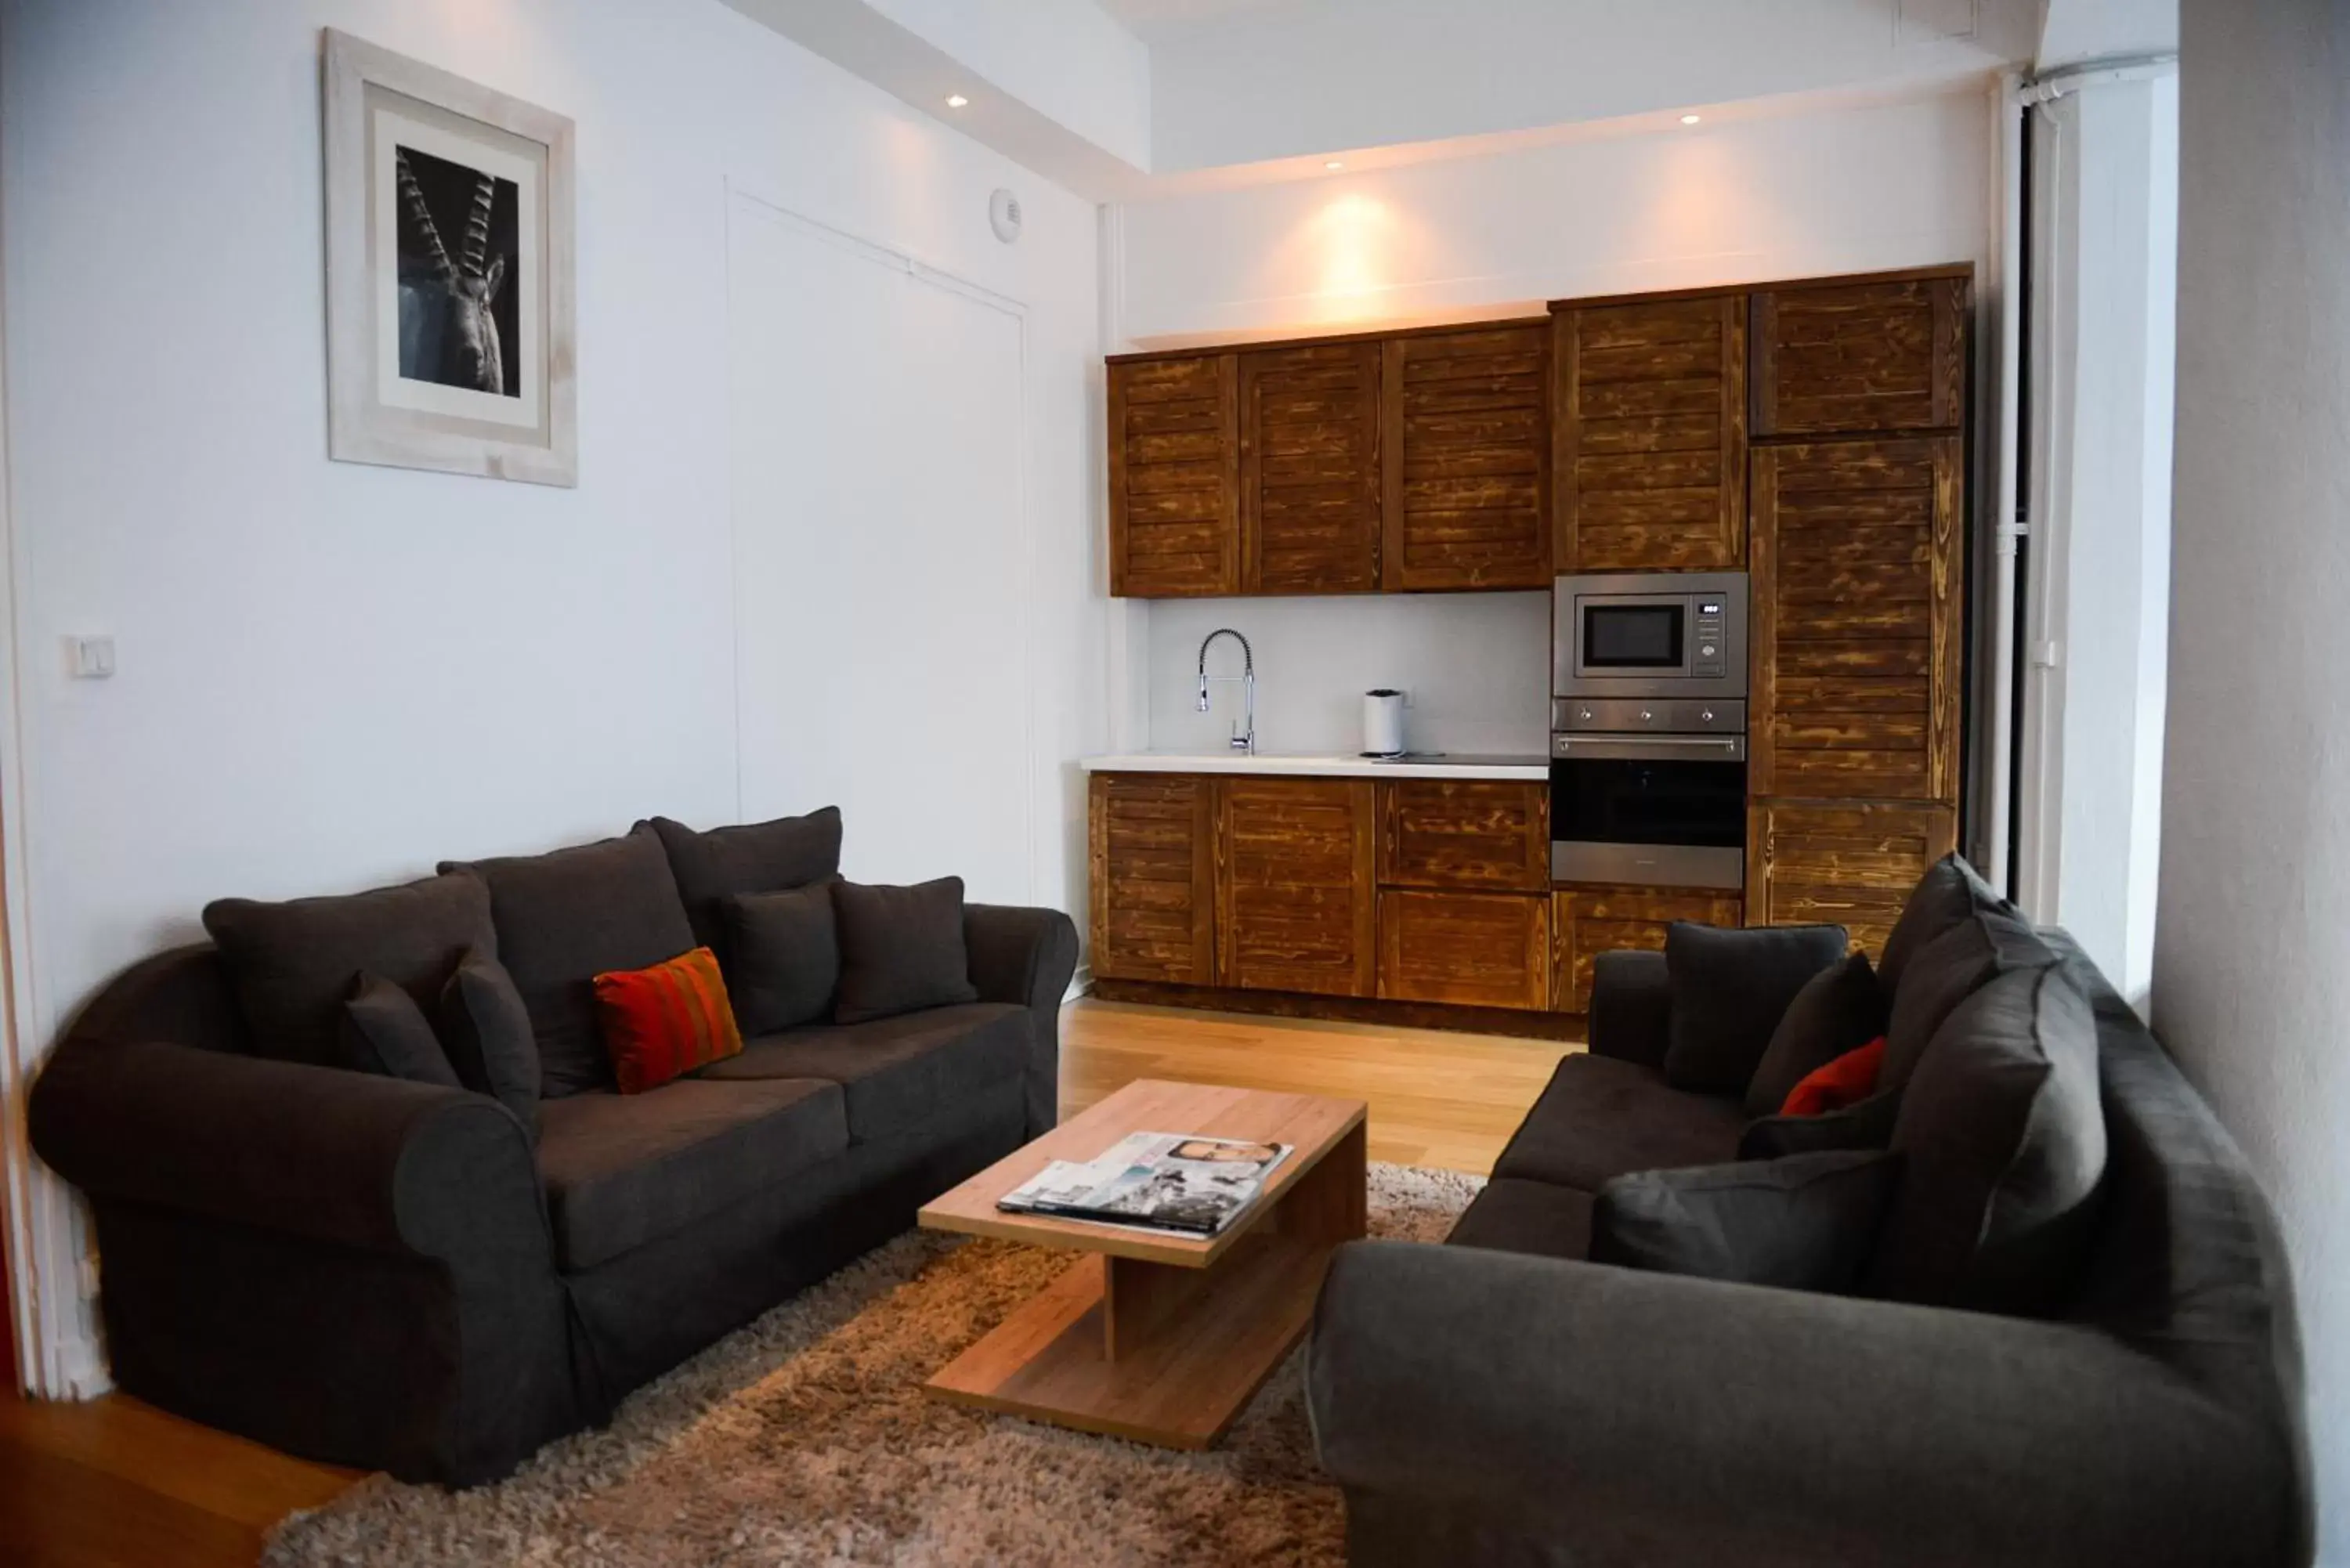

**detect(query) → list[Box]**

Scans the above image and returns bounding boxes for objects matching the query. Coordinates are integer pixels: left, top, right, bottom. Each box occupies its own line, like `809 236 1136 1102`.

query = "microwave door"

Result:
1579 601 1687 675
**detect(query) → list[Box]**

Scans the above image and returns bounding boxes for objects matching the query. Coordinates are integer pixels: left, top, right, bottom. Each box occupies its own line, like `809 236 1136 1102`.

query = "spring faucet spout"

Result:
1196 629 1256 754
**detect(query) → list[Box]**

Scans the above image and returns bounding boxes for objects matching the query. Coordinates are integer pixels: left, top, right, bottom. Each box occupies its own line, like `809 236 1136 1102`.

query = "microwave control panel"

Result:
1691 598 1729 678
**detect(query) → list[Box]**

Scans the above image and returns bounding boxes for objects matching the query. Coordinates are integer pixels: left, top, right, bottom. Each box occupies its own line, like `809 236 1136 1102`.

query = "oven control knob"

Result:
1578 706 1593 722
1640 709 1654 723
1701 708 1716 724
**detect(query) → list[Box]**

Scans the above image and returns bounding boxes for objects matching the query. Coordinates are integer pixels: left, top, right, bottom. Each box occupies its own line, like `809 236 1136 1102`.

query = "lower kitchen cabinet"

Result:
1746 798 1958 959
1088 772 1217 985
1553 884 1745 1014
1215 776 1379 997
1376 890 1551 1010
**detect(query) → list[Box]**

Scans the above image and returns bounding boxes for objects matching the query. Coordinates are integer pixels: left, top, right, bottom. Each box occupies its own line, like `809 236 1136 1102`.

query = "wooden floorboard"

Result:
0 995 1574 1563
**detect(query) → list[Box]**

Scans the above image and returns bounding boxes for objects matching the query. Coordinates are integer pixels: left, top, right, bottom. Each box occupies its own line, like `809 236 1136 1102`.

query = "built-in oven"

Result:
1552 569 1752 890
1555 571 1748 702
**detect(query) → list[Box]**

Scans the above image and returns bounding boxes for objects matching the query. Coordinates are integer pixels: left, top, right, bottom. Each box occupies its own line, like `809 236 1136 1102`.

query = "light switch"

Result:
67 635 115 679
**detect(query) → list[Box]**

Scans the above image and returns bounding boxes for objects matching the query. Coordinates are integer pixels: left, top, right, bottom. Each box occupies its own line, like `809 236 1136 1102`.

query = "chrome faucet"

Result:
1196 628 1256 754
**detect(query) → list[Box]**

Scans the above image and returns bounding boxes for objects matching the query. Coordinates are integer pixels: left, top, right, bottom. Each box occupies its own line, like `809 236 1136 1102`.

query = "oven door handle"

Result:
1552 734 1748 761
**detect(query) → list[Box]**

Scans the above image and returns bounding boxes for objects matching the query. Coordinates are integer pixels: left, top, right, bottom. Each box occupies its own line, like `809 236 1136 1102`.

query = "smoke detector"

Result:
989 188 1022 244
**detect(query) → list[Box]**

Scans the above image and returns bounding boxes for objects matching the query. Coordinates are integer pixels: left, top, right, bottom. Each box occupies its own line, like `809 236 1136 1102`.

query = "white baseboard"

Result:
1065 964 1093 1001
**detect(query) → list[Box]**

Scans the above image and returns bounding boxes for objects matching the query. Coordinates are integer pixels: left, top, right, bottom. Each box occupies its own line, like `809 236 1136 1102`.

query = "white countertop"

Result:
1082 750 1551 782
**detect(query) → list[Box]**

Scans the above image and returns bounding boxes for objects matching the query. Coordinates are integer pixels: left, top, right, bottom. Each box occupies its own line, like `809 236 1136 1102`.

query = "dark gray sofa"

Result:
27 815 1077 1487
1307 916 2311 1567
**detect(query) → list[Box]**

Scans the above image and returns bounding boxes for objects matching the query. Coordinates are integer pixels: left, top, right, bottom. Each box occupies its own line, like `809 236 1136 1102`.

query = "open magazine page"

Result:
999 1133 1292 1236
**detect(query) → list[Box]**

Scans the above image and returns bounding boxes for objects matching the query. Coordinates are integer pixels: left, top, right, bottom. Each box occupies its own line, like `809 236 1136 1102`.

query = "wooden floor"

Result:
0 997 1574 1566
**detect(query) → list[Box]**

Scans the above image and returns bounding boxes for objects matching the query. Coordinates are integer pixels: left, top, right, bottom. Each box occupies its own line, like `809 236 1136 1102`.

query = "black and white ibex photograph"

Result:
323 29 576 485
393 143 520 399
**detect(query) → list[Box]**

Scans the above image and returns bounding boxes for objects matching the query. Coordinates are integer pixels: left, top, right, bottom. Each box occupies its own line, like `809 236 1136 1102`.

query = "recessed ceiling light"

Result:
1325 159 1345 171
1680 113 1702 125
946 94 970 108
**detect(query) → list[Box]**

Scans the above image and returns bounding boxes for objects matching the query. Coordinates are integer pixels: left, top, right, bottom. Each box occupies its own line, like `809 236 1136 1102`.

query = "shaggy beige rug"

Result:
266 1162 1480 1567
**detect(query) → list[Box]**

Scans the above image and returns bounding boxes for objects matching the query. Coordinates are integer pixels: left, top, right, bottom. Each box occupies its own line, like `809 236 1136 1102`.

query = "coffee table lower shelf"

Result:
924 1233 1339 1450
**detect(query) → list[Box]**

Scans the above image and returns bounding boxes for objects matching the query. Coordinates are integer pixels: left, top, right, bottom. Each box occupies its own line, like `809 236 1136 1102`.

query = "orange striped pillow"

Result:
592 946 743 1094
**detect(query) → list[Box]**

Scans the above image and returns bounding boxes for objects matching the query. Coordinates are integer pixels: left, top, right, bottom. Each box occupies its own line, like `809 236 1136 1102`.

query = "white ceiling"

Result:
1091 0 1296 42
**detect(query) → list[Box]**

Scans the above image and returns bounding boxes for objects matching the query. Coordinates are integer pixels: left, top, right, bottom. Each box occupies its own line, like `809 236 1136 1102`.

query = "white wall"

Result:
2157 0 2350 1555
0 0 1103 1391
1112 87 1990 758
2014 68 2177 1003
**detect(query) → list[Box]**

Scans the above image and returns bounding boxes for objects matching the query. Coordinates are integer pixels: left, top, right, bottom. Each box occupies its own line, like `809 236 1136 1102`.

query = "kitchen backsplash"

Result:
1145 592 1552 757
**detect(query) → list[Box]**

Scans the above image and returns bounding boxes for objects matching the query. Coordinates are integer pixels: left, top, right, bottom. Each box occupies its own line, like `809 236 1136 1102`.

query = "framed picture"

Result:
322 30 576 486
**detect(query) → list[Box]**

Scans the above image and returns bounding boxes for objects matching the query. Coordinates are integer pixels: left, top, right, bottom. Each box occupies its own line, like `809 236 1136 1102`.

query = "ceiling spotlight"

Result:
1680 114 1702 125
946 94 970 108
1325 159 1345 171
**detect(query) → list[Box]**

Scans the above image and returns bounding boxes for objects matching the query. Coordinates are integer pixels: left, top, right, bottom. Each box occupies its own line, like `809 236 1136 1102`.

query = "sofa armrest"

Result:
1588 948 1671 1069
964 903 1079 1137
1307 1241 2304 1568
30 1036 551 1267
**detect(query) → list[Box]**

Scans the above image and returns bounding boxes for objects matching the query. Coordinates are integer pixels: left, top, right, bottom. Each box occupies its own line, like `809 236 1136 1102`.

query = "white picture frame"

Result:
322 29 577 486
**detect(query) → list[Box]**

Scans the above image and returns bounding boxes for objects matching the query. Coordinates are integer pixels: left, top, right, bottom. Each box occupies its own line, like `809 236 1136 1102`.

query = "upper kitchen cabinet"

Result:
1750 435 1965 804
1240 341 1383 594
1750 272 1969 438
1552 291 1747 573
1380 324 1552 591
1108 354 1241 598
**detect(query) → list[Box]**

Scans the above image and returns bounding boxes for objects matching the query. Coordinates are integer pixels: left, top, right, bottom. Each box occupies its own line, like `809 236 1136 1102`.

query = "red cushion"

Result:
1778 1035 1888 1118
593 946 744 1094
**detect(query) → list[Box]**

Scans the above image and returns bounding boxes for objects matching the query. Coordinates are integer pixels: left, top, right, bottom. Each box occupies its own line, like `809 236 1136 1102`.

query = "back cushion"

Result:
204 873 495 1069
1867 964 2106 1313
645 807 844 965
1876 852 2012 994
442 831 695 1097
1878 905 2060 1097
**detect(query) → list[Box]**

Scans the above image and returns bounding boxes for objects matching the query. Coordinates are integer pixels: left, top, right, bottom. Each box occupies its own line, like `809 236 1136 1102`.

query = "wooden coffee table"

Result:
917 1078 1367 1450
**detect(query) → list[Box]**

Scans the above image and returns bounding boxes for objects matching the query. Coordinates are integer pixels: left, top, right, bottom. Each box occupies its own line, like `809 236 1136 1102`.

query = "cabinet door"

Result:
1215 777 1377 997
1747 799 1958 960
1241 342 1381 594
1088 773 1216 984
1108 356 1240 598
1379 891 1550 1010
1751 276 1967 437
1553 293 1746 573
1378 779 1549 891
1552 884 1744 1013
1380 325 1551 590
1752 436 1964 804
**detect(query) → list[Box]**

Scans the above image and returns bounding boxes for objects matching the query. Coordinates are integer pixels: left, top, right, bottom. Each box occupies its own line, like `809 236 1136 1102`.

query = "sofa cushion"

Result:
443 832 696 1098
339 972 461 1087
1867 964 2106 1313
724 884 840 1033
830 877 980 1024
696 1002 1029 1142
1877 852 2009 995
1738 1088 1902 1161
1590 1149 1901 1294
1744 951 1889 1118
1779 1035 1888 1118
593 946 744 1094
1880 905 2061 1097
645 808 843 964
1662 922 1849 1094
439 948 540 1135
1491 1053 1747 1192
535 1077 847 1271
204 873 495 1070
1444 1179 1595 1261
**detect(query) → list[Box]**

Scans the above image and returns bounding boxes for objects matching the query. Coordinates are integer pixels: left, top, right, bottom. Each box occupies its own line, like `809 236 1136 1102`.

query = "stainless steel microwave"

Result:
1553 571 1749 702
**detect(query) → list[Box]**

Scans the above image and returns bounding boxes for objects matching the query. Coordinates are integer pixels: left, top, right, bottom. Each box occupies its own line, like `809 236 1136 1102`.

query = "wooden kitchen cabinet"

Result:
1108 355 1240 597
1751 273 1968 438
1750 435 1965 804
1552 884 1744 1014
1380 325 1552 591
1379 890 1551 1010
1552 291 1747 573
1746 799 1958 960
1240 341 1382 594
1088 773 1217 985
1377 779 1549 892
1214 776 1378 998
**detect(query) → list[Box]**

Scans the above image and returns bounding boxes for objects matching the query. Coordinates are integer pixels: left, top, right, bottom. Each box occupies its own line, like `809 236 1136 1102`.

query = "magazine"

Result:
998 1132 1292 1237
